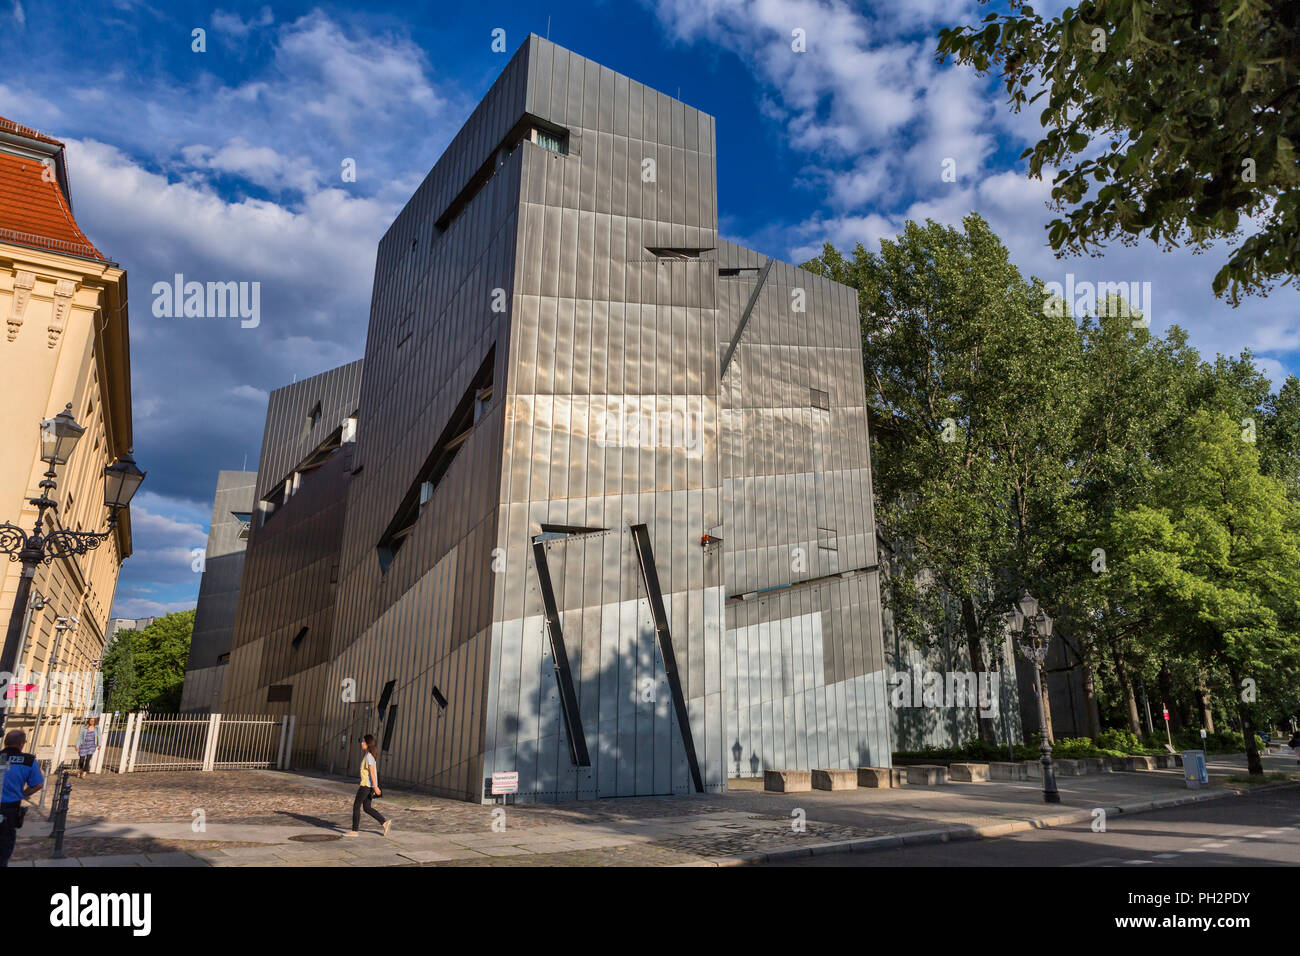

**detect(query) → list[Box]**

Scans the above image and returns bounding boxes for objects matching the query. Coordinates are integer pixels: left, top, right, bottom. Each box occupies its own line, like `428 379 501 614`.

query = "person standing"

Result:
346 734 390 837
75 718 100 779
1 729 45 867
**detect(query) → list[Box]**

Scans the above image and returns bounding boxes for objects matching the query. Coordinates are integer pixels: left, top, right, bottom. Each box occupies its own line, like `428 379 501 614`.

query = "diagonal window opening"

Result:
377 347 495 573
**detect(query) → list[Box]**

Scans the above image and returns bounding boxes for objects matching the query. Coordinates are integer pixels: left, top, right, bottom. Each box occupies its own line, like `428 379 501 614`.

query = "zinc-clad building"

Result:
220 360 362 765
179 469 256 713
216 35 889 802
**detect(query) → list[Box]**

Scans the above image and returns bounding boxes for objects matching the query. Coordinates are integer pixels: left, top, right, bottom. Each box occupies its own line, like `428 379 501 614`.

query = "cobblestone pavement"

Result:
57 769 731 834
10 837 268 864
8 754 1291 867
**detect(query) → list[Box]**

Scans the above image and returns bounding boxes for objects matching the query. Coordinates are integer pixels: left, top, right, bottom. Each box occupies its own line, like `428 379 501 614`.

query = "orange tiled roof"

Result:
0 117 104 261
0 116 64 149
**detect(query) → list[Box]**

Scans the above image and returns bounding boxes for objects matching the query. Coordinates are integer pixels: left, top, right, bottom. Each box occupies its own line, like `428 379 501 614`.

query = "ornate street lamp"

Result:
0 405 145 733
1004 591 1060 803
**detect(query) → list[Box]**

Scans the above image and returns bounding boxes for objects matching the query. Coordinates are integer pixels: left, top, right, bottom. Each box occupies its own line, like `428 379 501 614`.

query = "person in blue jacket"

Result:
1 729 44 867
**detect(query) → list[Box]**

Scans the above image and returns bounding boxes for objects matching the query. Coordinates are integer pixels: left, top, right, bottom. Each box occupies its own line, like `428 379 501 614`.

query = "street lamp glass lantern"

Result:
1017 590 1039 620
39 404 84 466
1036 612 1053 638
103 453 145 510
1003 609 1024 633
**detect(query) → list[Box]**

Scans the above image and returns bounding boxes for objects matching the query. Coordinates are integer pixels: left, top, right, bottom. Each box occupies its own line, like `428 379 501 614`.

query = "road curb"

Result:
682 781 1297 866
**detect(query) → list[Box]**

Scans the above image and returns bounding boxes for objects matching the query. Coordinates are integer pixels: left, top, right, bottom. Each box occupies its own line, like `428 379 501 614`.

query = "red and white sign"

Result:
1163 708 1170 722
491 771 519 795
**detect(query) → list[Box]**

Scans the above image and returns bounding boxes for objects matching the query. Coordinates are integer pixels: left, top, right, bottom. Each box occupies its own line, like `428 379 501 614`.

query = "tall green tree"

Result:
132 611 194 712
937 0 1300 302
1106 411 1300 773
806 213 1082 744
1044 313 1201 738
103 611 193 713
102 628 139 713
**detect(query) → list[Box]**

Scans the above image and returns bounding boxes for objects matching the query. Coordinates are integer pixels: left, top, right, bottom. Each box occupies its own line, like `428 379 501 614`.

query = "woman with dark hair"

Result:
75 717 100 779
346 734 390 837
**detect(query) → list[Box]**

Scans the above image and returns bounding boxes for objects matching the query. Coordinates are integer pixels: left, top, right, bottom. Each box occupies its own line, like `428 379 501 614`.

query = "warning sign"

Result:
491 771 519 795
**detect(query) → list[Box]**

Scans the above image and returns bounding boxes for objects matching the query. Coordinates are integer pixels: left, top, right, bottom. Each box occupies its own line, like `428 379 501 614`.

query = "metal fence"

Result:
28 713 115 776
32 712 298 774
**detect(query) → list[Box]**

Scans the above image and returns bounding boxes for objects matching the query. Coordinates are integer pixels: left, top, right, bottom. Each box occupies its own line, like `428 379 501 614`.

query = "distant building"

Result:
218 37 888 803
179 470 256 712
0 116 135 725
105 617 155 643
219 360 362 763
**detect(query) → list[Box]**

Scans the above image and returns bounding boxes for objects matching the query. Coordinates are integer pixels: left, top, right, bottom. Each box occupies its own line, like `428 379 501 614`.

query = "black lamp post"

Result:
0 404 144 734
1004 591 1060 804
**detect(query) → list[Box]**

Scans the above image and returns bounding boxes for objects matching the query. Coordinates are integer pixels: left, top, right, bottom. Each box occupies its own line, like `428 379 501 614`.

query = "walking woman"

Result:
346 734 390 837
75 717 100 779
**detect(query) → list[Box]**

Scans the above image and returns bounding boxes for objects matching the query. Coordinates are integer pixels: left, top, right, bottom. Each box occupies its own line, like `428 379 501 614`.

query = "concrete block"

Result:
811 769 857 791
948 762 989 783
1082 757 1109 774
988 761 1028 781
987 759 1029 780
764 770 812 793
857 766 892 788
1107 755 1157 771
890 768 908 787
904 764 949 785
1052 758 1084 776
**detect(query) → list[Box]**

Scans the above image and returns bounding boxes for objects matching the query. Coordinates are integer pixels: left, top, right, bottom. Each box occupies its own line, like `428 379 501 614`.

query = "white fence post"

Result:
127 712 144 773
276 715 296 769
201 713 221 771
52 713 73 771
91 714 111 774
117 713 135 773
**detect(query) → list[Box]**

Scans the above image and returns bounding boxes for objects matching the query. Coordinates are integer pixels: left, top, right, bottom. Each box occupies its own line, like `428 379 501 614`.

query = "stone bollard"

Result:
857 767 892 788
811 769 857 791
988 761 1028 781
948 762 990 783
763 770 812 793
904 764 949 785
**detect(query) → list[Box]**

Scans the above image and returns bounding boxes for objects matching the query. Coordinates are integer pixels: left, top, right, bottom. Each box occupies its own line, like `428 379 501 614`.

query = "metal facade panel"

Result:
220 36 886 801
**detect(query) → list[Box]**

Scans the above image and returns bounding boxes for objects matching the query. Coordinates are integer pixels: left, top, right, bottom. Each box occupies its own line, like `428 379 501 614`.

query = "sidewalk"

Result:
10 753 1296 867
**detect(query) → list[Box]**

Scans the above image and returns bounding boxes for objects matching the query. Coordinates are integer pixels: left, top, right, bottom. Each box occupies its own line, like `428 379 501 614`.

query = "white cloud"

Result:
650 0 1300 381
211 6 274 37
230 384 269 403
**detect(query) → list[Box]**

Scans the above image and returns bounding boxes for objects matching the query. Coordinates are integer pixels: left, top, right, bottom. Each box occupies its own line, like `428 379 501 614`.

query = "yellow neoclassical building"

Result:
0 116 135 732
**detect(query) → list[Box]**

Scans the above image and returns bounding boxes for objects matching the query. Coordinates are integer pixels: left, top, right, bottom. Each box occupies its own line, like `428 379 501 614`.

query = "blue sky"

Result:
2 0 1296 617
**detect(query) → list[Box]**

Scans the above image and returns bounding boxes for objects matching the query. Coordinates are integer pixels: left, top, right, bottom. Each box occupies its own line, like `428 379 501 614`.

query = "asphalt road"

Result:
764 784 1300 866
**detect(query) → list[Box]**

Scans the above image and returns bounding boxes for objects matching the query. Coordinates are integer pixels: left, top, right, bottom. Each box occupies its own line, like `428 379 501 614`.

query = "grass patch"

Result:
1222 772 1294 786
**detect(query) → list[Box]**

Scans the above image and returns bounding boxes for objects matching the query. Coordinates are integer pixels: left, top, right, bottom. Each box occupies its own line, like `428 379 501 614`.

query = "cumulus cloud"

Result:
649 0 1300 390
0 9 474 615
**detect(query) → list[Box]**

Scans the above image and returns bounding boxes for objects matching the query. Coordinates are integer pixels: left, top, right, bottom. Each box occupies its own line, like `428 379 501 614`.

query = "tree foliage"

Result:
937 0 1300 302
806 213 1300 771
102 611 194 713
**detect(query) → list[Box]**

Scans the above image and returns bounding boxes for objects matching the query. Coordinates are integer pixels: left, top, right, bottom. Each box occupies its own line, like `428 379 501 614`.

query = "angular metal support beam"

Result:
531 539 591 767
630 523 704 793
719 257 773 380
